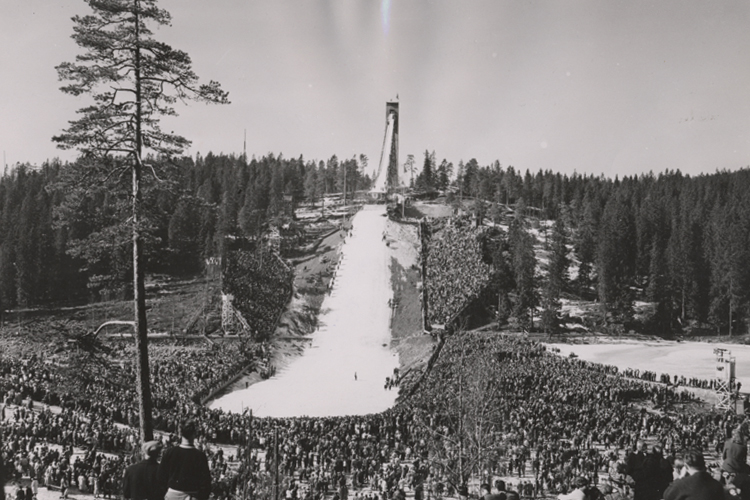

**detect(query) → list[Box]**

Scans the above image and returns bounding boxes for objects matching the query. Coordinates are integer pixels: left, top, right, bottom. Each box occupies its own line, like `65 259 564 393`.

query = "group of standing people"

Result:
10 327 750 499
425 218 490 326
123 419 211 500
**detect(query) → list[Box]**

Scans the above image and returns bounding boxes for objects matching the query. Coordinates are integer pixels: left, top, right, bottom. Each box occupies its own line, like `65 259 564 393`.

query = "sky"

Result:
1 0 749 178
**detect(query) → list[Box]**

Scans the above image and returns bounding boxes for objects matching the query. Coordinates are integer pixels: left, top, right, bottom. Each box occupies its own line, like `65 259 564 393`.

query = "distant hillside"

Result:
4 153 750 336
413 165 750 336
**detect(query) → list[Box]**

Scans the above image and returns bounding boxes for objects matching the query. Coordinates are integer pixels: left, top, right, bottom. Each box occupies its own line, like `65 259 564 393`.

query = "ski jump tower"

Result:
371 101 399 199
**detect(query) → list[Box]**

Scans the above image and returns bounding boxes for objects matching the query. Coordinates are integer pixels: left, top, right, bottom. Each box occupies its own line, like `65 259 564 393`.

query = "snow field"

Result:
548 340 750 388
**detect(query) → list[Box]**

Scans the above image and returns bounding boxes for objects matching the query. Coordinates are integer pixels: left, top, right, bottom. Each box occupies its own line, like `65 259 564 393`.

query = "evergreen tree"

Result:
404 154 415 187
316 160 327 214
462 159 479 198
574 198 597 297
508 204 537 330
541 217 569 333
358 154 370 191
479 227 514 325
437 159 452 191
53 0 228 442
597 192 637 326
326 155 339 194
168 197 202 273
708 197 750 335
415 150 435 191
502 166 518 206
304 162 319 207
647 238 673 332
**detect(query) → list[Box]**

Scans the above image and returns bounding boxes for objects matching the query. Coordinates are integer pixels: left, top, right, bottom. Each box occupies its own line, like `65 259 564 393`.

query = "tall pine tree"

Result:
54 0 228 442
541 216 569 334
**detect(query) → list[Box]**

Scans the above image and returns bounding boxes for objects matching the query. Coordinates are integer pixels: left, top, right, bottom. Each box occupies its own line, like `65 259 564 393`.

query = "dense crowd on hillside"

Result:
406 334 729 494
1 405 128 497
550 359 735 393
0 344 264 499
223 247 294 339
0 341 270 435
621 368 730 392
425 220 491 326
5 331 750 499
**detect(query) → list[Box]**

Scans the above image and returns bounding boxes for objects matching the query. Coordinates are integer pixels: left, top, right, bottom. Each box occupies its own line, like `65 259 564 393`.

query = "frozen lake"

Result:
548 340 750 388
209 204 399 417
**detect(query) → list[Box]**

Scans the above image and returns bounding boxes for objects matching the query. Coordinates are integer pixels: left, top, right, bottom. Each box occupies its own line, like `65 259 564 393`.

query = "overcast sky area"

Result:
1 0 749 178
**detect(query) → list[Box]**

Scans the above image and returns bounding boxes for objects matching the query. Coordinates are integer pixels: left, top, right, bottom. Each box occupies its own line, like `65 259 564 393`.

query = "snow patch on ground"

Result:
548 340 750 388
385 219 419 270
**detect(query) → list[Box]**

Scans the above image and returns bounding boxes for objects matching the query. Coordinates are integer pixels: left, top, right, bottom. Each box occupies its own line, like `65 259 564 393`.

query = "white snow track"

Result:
210 205 398 417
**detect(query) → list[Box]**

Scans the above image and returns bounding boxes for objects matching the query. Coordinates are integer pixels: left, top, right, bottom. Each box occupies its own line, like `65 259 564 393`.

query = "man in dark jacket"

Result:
158 419 211 500
638 445 672 500
626 441 649 500
723 426 749 475
123 440 163 500
663 450 724 500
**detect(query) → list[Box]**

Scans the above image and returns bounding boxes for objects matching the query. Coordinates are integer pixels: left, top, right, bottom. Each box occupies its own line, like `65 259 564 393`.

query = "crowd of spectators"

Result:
1 404 129 497
1 340 267 431
223 246 294 339
404 333 747 497
425 219 490 326
620 368 733 391
547 353 740 394
8 329 750 499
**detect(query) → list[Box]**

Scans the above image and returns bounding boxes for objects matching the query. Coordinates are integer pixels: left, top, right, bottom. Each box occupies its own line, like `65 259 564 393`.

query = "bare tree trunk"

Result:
133 0 153 443
132 174 153 442
458 348 465 486
729 274 733 337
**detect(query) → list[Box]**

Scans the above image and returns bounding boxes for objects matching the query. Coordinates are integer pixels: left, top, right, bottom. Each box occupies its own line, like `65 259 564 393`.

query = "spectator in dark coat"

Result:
626 441 649 500
158 419 211 500
723 426 749 475
639 445 672 500
663 450 724 500
123 440 163 500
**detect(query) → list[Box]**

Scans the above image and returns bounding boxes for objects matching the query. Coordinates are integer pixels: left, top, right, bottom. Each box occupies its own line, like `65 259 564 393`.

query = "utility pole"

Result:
274 426 279 500
729 274 733 337
245 409 253 500
343 162 347 205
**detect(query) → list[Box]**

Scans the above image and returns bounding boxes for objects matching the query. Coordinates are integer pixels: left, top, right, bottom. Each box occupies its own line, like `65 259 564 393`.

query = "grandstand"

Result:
424 217 492 329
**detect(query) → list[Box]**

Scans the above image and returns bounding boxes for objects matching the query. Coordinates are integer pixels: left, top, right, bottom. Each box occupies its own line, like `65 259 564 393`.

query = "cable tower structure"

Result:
714 347 737 412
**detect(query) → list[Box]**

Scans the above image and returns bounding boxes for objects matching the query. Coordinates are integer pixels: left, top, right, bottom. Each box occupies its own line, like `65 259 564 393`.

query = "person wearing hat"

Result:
157 419 211 500
123 440 163 500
